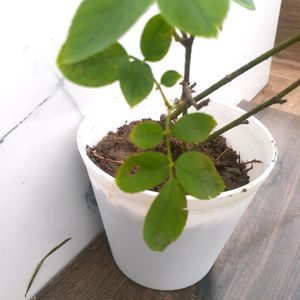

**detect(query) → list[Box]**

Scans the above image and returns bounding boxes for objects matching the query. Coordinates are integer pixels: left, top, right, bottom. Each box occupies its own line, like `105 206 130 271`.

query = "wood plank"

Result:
254 57 300 116
276 0 300 62
36 103 300 300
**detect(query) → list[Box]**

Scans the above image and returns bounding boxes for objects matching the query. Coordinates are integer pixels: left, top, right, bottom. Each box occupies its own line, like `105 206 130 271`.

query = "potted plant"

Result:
57 0 300 290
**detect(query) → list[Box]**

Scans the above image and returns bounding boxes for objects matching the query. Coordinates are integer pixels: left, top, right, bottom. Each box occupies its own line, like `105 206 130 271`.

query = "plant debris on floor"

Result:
87 120 254 192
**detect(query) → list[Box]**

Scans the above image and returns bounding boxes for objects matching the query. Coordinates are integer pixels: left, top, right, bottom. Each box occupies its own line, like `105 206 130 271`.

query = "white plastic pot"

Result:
77 101 277 290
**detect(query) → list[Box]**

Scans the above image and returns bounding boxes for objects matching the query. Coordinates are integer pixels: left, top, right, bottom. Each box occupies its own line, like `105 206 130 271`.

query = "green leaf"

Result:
130 121 163 149
141 14 173 62
119 60 154 107
25 238 71 297
157 0 229 37
62 0 153 64
161 70 182 87
116 152 168 193
57 43 127 87
171 113 216 143
144 178 187 251
232 0 255 10
175 151 224 199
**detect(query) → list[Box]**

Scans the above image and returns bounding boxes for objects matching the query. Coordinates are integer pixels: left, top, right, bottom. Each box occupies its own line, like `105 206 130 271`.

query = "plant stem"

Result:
154 79 172 110
181 36 195 116
179 35 195 150
172 29 184 45
183 36 194 84
200 79 300 145
154 79 174 178
180 31 188 39
171 33 300 119
165 109 174 178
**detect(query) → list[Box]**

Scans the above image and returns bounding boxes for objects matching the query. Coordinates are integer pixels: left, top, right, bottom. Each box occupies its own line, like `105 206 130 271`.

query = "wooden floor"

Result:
254 57 300 116
35 57 300 299
275 0 300 63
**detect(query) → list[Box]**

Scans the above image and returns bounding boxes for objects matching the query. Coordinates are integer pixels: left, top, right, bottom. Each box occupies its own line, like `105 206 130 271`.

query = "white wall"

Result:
0 2 101 300
0 0 281 299
62 1 282 115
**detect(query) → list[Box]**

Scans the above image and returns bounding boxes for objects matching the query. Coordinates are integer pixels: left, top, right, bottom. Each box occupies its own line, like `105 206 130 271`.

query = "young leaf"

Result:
119 60 154 107
116 152 168 193
144 178 187 251
157 0 229 37
25 238 71 297
161 70 182 87
130 121 164 149
175 151 225 199
141 14 173 62
62 0 153 64
232 0 255 10
57 43 127 87
171 113 216 143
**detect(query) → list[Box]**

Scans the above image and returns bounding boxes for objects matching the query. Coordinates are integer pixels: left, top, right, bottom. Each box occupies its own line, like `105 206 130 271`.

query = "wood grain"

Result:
35 103 300 300
276 0 300 62
254 57 300 116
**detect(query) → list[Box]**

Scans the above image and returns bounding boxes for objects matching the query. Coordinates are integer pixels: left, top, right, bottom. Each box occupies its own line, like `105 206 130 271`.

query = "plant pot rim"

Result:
77 101 277 202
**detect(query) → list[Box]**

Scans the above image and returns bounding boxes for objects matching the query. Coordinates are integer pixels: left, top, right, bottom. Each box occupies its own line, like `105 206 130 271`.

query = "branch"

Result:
171 33 300 119
183 36 194 83
180 31 188 40
181 35 194 115
154 79 172 110
182 82 210 110
172 29 185 45
200 79 300 145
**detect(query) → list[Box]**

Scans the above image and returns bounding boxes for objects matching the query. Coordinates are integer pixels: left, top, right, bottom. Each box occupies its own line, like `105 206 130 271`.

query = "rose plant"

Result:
57 0 300 252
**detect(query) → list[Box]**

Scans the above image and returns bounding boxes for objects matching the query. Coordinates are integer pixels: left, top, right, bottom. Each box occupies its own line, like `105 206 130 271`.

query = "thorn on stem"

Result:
278 98 287 104
190 82 197 89
196 98 210 110
160 114 167 127
173 98 180 105
182 82 211 110
240 120 250 125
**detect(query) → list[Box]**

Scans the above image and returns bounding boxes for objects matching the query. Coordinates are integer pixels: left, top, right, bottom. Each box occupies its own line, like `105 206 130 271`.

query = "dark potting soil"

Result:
87 120 257 192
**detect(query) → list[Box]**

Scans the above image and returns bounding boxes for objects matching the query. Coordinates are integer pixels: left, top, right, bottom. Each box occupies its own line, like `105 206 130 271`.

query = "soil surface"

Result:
87 120 256 192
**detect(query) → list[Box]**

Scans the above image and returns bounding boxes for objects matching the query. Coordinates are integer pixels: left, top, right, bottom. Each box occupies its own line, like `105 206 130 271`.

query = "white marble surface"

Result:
0 0 281 299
